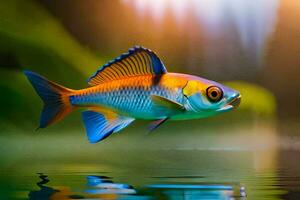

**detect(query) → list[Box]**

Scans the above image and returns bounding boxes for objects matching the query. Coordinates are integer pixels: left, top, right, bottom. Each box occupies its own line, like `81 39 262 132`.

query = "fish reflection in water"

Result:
28 174 128 199
85 175 136 195
148 184 246 200
28 173 59 200
28 173 246 199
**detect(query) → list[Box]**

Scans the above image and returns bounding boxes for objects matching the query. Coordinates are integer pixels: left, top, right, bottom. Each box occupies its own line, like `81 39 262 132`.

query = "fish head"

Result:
182 78 241 116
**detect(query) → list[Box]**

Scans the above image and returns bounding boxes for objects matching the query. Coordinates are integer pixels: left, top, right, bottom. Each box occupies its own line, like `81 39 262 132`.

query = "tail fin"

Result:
24 70 74 128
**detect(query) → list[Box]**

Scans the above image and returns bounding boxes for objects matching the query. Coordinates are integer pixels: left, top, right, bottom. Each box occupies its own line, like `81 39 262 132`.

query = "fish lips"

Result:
217 94 241 112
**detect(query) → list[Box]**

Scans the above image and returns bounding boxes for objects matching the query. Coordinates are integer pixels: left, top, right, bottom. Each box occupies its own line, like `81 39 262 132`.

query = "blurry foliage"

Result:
0 0 277 130
225 81 277 116
0 0 102 79
0 0 103 128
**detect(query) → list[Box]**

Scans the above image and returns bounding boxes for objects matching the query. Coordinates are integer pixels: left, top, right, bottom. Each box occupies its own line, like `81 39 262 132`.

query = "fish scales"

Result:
70 75 184 118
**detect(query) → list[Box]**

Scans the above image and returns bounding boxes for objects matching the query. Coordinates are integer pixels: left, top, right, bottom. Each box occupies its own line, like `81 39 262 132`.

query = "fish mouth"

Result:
217 94 241 112
229 94 241 108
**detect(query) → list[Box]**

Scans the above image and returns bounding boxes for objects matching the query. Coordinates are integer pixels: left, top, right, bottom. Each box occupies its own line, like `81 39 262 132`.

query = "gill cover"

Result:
183 80 202 97
183 80 216 112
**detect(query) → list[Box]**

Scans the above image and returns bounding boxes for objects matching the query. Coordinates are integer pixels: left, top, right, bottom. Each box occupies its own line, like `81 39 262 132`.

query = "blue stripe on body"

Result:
106 85 183 118
69 85 184 119
69 92 104 106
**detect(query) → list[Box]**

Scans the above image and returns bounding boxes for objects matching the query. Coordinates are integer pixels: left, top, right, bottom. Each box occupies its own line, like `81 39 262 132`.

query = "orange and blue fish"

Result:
24 46 241 143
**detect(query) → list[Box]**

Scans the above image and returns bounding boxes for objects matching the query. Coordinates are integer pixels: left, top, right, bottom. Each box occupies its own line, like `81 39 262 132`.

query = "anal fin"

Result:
82 109 134 143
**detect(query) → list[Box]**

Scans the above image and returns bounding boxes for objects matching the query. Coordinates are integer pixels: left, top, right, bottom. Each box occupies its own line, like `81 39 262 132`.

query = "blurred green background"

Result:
1 0 300 168
0 0 300 199
2 0 292 130
1 0 300 161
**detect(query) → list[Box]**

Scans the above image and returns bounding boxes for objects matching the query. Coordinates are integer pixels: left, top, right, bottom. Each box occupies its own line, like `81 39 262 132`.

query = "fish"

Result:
24 46 241 143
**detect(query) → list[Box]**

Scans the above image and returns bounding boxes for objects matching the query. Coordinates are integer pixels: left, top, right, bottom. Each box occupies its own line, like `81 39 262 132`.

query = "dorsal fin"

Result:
88 46 167 86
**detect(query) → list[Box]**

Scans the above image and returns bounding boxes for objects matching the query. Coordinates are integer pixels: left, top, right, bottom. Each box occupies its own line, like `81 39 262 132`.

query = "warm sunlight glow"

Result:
123 0 279 65
122 0 189 21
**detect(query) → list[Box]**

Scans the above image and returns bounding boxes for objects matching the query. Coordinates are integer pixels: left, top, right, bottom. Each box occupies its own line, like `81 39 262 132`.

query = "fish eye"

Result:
206 86 223 102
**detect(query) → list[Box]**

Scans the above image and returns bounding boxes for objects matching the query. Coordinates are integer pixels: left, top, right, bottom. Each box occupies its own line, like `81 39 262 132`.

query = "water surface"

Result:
1 120 300 200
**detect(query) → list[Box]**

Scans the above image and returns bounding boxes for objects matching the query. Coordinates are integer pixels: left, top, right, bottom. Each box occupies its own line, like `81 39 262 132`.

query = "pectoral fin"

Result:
147 117 169 132
151 95 185 112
